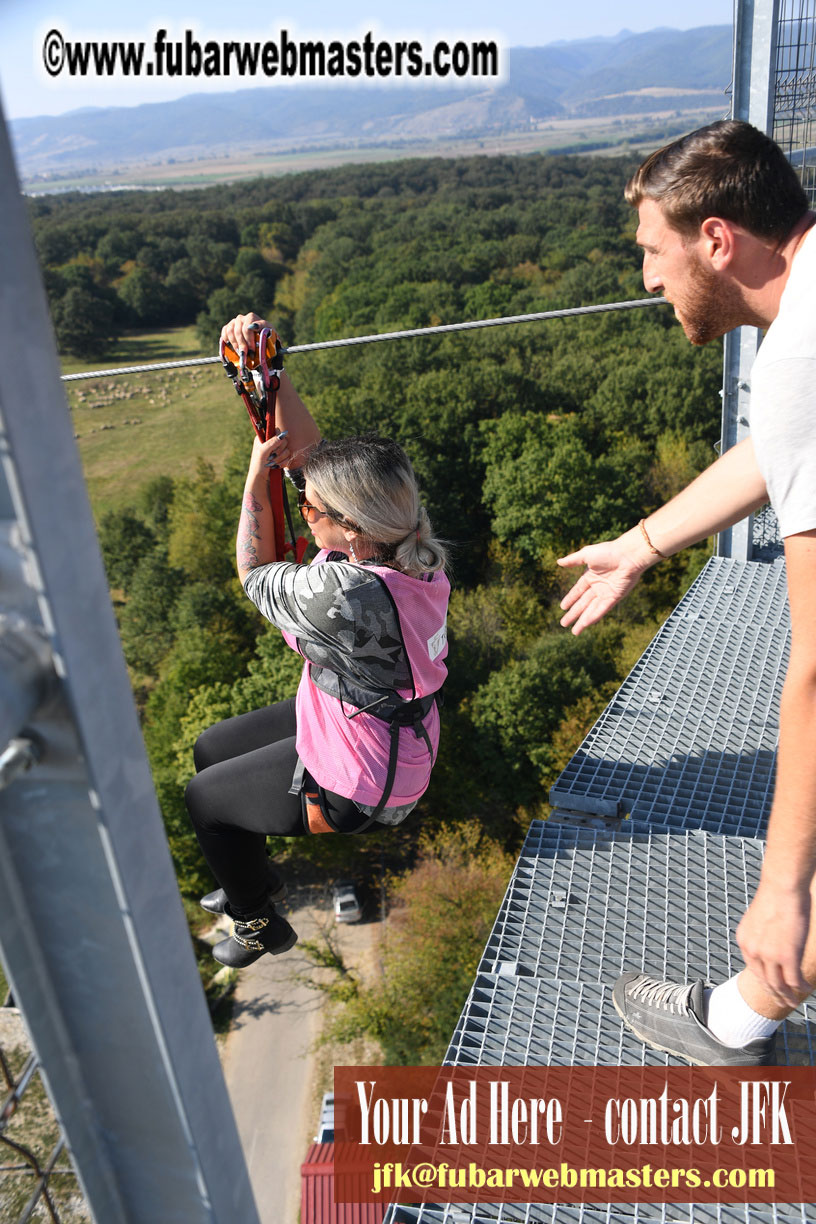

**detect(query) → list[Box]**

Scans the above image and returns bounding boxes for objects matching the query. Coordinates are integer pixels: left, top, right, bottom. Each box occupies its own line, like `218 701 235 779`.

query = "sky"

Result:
0 0 735 121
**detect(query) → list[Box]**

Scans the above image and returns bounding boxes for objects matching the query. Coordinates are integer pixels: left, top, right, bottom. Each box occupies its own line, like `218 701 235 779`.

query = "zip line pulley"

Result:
220 325 307 563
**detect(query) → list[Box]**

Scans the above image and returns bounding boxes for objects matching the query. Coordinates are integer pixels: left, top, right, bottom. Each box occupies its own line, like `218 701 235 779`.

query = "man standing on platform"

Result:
558 119 816 1065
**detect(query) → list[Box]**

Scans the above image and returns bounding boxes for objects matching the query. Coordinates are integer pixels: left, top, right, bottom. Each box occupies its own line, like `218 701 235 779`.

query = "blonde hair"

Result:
303 434 448 577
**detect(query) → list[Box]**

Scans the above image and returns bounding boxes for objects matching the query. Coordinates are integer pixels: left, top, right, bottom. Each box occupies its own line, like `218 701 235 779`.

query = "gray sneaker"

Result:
612 972 777 1066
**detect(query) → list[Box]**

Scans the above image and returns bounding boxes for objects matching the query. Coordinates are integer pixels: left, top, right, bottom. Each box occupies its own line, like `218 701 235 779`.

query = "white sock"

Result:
703 974 780 1047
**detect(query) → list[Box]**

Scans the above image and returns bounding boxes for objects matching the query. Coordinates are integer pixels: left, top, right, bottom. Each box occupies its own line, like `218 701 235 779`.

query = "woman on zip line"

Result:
184 312 451 967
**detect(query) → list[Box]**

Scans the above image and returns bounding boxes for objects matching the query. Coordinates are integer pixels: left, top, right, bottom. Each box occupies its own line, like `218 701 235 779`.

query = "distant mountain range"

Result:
10 26 731 179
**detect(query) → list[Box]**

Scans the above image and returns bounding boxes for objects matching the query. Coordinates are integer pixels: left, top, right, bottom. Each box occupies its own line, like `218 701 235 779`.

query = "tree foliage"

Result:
303 825 514 1064
76 150 723 923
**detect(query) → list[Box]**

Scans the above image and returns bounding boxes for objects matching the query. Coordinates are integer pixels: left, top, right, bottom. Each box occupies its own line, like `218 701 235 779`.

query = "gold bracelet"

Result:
638 518 668 560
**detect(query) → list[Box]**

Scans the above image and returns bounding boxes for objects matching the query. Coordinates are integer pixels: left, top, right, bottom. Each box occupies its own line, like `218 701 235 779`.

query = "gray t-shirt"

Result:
751 223 816 538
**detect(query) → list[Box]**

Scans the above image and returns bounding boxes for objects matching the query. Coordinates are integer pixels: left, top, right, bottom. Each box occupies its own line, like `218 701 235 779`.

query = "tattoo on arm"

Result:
238 490 265 570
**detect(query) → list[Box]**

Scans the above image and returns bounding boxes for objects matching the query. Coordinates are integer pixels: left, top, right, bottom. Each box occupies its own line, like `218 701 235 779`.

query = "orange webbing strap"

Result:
263 401 308 564
303 787 336 834
290 758 378 835
302 783 378 835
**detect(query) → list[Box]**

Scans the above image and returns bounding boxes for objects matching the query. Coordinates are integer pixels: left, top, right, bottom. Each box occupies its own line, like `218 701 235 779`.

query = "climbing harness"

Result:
220 325 308 563
290 690 440 834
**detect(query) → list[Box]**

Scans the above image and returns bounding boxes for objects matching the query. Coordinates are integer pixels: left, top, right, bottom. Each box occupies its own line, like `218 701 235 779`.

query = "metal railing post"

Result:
0 95 260 1224
718 0 780 559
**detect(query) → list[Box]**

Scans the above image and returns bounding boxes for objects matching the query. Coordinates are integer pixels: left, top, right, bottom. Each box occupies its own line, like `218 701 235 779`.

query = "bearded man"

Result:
558 120 816 1065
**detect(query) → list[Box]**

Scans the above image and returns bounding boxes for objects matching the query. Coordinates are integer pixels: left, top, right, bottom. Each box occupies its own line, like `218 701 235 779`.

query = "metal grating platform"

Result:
478 823 762 986
443 974 813 1068
454 822 812 1069
391 957 816 1223
549 559 789 835
386 557 815 1222
385 1202 816 1223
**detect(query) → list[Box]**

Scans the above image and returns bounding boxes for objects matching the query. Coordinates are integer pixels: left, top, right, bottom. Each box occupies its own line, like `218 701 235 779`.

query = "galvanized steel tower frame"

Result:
0 102 260 1224
719 0 816 559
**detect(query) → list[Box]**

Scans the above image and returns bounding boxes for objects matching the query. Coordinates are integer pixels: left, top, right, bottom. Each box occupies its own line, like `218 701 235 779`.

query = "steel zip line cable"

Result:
61 296 667 382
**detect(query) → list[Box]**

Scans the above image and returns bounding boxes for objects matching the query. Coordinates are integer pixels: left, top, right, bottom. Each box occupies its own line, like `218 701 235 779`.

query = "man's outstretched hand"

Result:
557 526 657 635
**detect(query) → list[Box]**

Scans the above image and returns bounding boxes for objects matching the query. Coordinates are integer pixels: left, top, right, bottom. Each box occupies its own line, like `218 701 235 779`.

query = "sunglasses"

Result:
297 490 360 532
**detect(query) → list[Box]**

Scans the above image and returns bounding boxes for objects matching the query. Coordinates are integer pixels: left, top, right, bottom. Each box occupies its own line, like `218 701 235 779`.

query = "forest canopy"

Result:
46 150 720 922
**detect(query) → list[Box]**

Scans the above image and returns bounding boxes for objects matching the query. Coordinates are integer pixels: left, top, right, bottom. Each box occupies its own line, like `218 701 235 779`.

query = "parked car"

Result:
314 1092 334 1143
332 880 363 924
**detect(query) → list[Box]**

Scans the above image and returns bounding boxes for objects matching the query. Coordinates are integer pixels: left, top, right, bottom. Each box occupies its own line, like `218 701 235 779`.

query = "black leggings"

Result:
185 698 373 915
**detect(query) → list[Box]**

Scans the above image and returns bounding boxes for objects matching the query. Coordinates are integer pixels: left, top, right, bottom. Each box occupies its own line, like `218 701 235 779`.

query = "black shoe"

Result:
212 902 298 968
612 972 777 1066
200 863 286 915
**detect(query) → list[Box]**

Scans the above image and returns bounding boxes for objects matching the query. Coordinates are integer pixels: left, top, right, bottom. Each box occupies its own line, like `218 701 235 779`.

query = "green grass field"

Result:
61 327 248 517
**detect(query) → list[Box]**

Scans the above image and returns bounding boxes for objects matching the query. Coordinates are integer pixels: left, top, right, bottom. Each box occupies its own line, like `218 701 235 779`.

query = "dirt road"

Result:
219 891 380 1224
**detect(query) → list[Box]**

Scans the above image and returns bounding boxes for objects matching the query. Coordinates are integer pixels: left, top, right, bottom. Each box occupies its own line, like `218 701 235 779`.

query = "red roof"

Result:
300 1143 387 1224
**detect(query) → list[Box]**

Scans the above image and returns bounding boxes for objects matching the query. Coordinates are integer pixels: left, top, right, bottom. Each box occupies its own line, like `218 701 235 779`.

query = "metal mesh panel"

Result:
774 0 816 204
445 977 673 1067
751 505 783 562
433 971 812 1220
0 1026 87 1224
385 1203 816 1223
442 975 813 1069
479 824 762 986
385 558 815 1222
549 560 789 835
